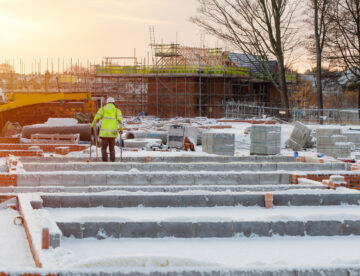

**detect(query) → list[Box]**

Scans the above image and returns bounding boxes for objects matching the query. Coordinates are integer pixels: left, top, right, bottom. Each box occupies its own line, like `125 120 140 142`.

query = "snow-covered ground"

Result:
0 209 35 269
4 119 360 272
57 236 360 269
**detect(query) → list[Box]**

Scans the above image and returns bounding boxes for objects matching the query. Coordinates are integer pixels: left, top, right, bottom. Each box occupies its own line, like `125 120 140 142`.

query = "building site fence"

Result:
226 102 359 125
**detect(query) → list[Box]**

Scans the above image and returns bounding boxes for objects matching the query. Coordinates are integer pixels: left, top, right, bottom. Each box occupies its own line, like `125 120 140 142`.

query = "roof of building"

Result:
226 52 277 74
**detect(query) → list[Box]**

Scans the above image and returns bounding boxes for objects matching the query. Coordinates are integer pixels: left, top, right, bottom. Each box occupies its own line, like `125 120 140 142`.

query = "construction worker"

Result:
91 97 123 162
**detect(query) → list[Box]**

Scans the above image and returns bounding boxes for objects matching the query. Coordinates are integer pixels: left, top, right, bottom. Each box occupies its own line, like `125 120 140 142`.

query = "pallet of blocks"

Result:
250 125 281 155
202 132 235 156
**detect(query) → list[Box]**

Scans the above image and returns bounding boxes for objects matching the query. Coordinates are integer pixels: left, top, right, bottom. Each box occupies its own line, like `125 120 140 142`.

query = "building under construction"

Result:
92 44 292 118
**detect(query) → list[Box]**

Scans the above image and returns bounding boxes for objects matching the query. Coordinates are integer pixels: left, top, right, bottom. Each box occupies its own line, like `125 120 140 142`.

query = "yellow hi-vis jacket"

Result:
91 103 123 138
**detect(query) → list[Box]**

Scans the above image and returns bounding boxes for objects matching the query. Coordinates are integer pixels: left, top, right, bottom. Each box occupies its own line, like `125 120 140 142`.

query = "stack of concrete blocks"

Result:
286 121 312 151
250 125 281 155
168 125 198 149
316 128 354 158
342 131 360 149
202 132 235 156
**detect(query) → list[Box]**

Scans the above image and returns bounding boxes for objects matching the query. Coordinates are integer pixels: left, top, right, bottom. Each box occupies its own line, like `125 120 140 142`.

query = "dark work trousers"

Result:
101 137 116 162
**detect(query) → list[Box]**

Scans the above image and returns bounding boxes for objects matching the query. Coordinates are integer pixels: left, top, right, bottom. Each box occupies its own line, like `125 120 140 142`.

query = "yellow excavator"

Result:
0 90 96 131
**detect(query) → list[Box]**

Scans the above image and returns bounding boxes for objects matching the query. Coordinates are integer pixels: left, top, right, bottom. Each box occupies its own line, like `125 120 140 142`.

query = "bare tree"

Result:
191 0 300 111
327 0 360 110
305 0 334 123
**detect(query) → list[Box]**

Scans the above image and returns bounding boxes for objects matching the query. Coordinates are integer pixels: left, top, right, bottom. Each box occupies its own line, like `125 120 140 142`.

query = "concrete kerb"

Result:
17 171 293 187
40 193 360 208
1 267 360 276
57 219 360 239
17 194 62 269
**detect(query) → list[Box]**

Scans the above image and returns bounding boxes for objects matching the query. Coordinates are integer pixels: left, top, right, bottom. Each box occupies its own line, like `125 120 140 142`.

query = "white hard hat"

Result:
107 97 115 104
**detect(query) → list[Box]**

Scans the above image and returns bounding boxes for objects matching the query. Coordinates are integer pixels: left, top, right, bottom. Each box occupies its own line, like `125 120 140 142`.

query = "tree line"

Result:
191 0 360 118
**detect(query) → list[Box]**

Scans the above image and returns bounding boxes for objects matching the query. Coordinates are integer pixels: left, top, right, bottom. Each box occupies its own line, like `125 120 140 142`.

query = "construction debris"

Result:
168 125 198 149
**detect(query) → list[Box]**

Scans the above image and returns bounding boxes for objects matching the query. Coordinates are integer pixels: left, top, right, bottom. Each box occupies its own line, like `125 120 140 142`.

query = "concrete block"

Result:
84 174 107 186
179 195 207 207
234 221 271 237
331 135 348 144
13 187 37 193
60 195 90 208
234 194 264 207
194 174 216 185
280 174 291 184
41 195 62 208
63 187 86 193
297 269 348 276
145 195 180 207
17 174 40 187
259 163 277 171
83 222 120 239
343 220 360 235
260 173 280 184
37 186 64 193
107 174 130 185
150 163 169 171
158 222 196 238
196 222 234 237
62 174 85 186
346 194 360 205
173 174 195 185
118 195 145 207
331 163 347 170
49 233 61 248
150 174 174 185
216 174 239 185
39 174 63 186
205 195 235 207
30 200 43 209
316 128 342 139
306 221 343 236
90 195 119 207
237 173 260 184
319 194 347 205
57 222 82 238
271 221 305 236
127 174 150 185
291 194 320 206
273 194 291 206
226 163 260 171
120 222 160 238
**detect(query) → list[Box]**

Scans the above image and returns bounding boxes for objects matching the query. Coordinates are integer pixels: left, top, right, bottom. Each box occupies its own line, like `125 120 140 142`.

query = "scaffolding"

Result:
2 44 285 118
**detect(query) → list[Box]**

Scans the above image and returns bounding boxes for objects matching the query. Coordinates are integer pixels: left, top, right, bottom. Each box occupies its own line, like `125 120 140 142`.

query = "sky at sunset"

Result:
0 0 309 73
0 0 218 73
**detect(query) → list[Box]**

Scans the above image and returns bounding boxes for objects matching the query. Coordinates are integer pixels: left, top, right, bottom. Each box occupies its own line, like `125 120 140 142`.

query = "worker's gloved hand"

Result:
119 130 123 135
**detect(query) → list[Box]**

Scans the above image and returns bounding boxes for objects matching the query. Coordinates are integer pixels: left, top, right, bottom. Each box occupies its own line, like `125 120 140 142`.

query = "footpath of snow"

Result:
46 205 360 223
0 209 35 269
55 236 360 269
